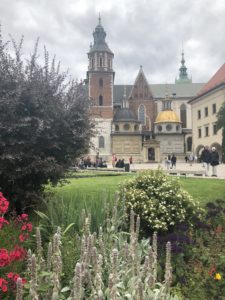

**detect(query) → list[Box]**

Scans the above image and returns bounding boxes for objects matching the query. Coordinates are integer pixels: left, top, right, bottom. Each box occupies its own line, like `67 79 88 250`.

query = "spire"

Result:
122 86 129 108
89 16 113 54
162 85 172 111
175 49 192 84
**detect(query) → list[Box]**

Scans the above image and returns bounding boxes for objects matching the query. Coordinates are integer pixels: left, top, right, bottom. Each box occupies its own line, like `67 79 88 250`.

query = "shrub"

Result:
119 169 204 234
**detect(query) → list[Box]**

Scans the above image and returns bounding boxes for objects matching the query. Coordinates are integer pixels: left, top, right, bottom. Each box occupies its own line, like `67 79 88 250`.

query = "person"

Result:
200 146 211 176
129 156 133 164
166 155 171 169
112 154 117 168
171 154 177 169
188 153 194 166
185 155 188 163
211 147 219 177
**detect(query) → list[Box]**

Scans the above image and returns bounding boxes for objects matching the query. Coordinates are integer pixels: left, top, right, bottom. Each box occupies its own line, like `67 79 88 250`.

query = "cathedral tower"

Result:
87 16 114 118
87 16 114 161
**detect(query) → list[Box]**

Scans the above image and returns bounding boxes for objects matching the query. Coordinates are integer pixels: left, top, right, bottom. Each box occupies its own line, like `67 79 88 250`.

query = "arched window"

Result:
99 95 103 106
180 104 187 128
138 105 145 124
99 78 103 87
99 136 105 148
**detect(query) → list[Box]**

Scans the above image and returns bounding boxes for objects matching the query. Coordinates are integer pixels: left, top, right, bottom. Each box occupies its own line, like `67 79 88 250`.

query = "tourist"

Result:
200 146 211 176
129 156 133 164
211 147 219 177
188 153 194 166
166 155 171 169
171 154 177 169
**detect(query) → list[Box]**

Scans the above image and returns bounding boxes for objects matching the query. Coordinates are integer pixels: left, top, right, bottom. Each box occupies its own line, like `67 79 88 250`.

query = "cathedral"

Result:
86 17 205 163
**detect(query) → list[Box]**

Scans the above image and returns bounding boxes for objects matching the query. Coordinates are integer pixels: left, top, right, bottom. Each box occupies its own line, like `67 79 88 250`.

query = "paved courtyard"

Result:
129 162 225 179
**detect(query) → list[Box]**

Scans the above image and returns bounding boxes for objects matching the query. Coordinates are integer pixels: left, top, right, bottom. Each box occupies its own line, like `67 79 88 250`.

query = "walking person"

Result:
188 153 194 166
171 154 177 169
166 155 171 169
200 146 211 176
211 147 219 177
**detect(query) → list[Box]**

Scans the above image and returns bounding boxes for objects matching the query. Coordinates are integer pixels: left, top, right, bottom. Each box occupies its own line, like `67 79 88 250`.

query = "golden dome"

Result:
155 110 181 123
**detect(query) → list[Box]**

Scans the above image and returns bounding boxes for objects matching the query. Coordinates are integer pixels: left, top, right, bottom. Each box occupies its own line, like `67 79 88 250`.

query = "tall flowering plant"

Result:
0 192 32 298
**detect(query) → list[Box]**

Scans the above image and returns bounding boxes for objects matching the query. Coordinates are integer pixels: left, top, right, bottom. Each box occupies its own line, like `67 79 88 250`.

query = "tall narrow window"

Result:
198 110 201 119
205 126 209 136
180 104 187 128
213 124 217 135
99 78 103 87
205 107 208 117
99 136 105 148
91 58 94 68
187 137 192 152
212 103 216 114
99 95 103 106
138 105 145 124
198 128 201 138
99 58 103 67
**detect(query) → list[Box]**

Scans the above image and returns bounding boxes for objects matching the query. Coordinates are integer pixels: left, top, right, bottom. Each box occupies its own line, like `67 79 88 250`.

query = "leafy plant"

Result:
119 169 204 234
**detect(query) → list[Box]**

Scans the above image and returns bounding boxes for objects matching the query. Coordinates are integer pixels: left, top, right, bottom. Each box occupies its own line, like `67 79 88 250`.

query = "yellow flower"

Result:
215 273 222 280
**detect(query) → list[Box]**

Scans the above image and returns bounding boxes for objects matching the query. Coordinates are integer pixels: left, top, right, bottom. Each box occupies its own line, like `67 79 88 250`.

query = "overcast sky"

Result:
1 0 225 84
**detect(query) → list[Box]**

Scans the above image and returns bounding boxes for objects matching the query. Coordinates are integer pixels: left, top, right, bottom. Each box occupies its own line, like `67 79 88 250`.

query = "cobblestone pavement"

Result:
129 162 225 179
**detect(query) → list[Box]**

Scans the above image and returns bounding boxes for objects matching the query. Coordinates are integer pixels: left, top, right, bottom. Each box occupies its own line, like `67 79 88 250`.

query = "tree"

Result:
0 30 95 211
216 100 225 163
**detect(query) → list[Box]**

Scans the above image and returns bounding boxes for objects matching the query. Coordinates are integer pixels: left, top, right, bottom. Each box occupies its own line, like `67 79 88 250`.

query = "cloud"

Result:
0 0 225 84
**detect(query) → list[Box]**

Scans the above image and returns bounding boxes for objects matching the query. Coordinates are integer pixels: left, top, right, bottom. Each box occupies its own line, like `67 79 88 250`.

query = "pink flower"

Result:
0 217 9 229
0 249 10 267
0 278 8 292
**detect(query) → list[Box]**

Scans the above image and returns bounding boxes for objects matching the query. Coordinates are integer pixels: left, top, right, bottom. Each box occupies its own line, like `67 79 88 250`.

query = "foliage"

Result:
158 199 225 300
216 100 225 163
119 169 204 234
0 192 32 298
20 205 178 300
0 29 94 211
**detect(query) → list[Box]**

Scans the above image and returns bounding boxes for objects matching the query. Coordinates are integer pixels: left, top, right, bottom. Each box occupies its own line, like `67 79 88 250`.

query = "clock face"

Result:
166 124 172 131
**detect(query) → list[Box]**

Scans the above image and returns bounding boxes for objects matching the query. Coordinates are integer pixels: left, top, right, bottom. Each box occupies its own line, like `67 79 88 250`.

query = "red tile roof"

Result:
198 63 225 96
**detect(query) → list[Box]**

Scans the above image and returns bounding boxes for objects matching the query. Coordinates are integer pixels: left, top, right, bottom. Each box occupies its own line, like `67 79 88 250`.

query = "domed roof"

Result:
155 110 181 123
113 108 140 123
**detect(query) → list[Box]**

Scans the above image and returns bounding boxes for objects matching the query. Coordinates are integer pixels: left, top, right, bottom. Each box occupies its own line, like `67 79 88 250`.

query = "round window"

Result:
157 125 162 132
166 124 172 131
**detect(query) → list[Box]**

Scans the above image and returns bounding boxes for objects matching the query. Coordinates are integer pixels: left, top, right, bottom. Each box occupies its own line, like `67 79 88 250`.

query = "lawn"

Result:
51 172 225 206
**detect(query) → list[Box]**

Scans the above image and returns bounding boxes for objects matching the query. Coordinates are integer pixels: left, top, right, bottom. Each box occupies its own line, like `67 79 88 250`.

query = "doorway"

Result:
148 147 155 161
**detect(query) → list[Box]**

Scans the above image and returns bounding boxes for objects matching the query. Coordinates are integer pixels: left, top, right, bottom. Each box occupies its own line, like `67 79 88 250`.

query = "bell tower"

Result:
87 16 114 118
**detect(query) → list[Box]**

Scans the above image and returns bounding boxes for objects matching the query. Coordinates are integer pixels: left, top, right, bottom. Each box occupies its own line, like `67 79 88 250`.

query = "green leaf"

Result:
63 223 75 235
34 210 50 221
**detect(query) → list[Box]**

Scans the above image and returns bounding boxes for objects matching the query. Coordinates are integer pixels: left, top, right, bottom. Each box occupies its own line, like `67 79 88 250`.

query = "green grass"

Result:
50 173 225 207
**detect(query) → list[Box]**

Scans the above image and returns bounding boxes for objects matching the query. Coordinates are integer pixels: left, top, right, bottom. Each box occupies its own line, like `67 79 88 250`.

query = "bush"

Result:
119 169 204 234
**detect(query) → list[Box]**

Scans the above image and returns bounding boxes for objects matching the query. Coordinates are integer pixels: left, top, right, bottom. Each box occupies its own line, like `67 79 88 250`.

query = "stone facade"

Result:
86 18 207 164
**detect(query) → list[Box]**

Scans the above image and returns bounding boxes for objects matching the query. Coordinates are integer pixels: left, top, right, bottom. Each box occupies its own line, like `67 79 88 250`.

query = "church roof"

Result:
113 108 140 123
155 110 181 123
113 82 204 105
196 63 225 96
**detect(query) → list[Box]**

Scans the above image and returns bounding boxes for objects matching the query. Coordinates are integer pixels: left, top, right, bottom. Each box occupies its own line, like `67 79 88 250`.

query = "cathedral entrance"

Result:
148 147 155 161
